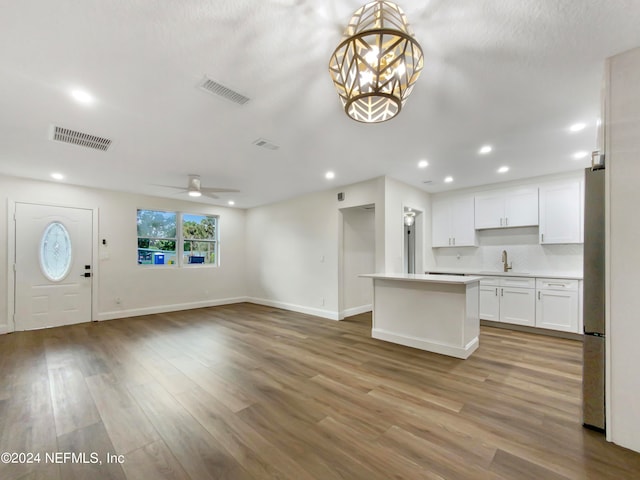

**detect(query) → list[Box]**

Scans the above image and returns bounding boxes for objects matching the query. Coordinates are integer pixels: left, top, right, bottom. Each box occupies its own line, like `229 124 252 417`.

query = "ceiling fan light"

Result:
328 1 424 123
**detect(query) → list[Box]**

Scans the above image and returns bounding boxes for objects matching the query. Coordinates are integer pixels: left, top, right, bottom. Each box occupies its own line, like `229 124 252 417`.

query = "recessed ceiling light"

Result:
188 190 202 197
497 166 509 174
50 172 64 180
479 145 492 155
70 89 94 105
228 200 235 206
444 176 453 183
325 171 335 180
418 160 429 168
569 122 586 132
573 151 589 160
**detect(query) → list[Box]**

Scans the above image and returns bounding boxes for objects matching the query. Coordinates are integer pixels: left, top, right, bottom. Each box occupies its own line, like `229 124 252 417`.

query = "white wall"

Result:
245 177 384 320
341 206 375 315
0 174 246 332
432 171 584 275
606 46 640 453
384 177 434 273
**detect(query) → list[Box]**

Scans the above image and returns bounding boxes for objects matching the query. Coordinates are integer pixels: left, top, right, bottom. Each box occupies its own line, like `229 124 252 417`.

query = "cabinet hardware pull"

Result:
505 217 508 226
538 291 541 300
453 237 455 246
495 288 498 296
500 218 503 226
501 288 504 296
541 233 544 242
547 283 565 287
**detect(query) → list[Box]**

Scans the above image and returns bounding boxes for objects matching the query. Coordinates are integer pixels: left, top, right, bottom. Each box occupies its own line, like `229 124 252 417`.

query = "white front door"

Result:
14 203 93 331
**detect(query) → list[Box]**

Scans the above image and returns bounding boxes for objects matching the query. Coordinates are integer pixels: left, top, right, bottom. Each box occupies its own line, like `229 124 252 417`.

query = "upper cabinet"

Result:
432 195 477 247
474 187 539 229
539 180 584 244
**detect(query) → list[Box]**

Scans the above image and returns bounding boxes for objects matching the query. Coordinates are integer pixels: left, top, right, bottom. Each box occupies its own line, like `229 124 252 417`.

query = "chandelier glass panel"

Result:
329 1 424 123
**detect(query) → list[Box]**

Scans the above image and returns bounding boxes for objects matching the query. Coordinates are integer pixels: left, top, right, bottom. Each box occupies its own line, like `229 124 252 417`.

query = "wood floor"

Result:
1 303 639 480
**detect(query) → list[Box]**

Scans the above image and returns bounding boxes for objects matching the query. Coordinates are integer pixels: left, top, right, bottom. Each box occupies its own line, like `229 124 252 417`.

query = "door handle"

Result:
81 272 91 278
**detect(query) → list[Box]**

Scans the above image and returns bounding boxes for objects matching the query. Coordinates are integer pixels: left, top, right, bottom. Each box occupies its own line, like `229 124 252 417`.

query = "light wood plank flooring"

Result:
1 303 638 479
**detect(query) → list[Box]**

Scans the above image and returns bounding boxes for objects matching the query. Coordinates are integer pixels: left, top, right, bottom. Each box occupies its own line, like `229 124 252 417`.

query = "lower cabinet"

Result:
535 279 580 332
479 277 536 326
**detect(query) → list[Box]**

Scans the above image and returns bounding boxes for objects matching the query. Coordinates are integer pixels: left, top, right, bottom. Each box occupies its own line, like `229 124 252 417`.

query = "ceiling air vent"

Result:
198 77 250 105
50 126 112 151
252 138 279 150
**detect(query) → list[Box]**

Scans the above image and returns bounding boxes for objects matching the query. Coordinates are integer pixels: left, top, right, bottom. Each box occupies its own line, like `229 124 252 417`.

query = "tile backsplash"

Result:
432 227 583 274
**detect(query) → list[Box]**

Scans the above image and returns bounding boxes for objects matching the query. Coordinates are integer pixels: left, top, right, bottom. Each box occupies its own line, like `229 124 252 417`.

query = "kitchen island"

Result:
359 273 482 359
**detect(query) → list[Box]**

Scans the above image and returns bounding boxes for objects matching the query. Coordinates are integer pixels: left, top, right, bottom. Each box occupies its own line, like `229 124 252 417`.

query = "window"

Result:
136 209 219 267
182 214 218 265
137 210 177 265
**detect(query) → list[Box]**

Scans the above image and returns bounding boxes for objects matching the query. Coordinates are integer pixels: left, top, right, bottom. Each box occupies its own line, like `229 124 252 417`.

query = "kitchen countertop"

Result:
424 268 583 280
360 273 484 284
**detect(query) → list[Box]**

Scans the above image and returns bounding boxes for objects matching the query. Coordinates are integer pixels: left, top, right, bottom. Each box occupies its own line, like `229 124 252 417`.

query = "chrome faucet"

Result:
501 250 513 272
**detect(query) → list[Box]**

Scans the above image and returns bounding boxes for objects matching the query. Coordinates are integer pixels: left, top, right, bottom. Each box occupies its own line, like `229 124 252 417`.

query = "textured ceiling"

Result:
1 0 639 207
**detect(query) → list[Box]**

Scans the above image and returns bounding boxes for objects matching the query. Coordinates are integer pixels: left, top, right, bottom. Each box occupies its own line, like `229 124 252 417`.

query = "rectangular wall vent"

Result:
50 126 112 151
252 138 279 150
198 77 250 105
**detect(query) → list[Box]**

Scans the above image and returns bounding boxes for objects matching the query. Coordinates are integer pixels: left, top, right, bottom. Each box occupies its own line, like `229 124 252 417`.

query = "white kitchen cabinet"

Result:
475 187 539 229
535 278 580 332
479 278 500 321
500 286 536 326
539 180 584 244
432 195 476 247
479 276 535 326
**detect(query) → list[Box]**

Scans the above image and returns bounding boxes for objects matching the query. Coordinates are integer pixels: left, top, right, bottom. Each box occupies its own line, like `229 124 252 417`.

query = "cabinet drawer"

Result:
500 277 535 289
536 278 579 291
479 277 500 286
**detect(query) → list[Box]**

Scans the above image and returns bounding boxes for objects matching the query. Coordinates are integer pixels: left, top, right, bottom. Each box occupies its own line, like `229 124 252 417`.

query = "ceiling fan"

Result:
156 174 239 199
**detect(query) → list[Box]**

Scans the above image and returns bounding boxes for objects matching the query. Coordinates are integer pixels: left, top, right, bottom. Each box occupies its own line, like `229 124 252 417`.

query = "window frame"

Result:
136 209 219 268
136 208 178 267
180 212 219 268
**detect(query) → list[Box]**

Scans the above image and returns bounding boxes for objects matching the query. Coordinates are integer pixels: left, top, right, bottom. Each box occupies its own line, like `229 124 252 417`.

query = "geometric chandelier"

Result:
328 1 424 123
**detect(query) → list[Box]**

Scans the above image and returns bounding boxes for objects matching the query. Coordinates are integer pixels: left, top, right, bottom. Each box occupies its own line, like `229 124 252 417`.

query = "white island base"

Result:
360 274 482 359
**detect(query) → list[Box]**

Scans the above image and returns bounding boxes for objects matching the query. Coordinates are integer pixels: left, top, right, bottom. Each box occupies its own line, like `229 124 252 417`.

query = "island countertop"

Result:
360 273 483 285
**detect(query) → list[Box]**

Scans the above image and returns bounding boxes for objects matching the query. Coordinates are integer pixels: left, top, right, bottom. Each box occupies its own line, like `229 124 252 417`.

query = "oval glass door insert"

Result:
40 222 72 281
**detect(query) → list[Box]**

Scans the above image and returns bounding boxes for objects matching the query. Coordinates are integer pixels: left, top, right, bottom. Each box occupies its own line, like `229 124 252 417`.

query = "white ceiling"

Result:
1 0 639 208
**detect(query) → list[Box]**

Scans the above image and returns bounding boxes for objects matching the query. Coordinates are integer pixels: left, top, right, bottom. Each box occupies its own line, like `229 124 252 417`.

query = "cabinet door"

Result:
536 289 579 332
539 181 583 244
474 192 504 229
505 188 539 227
431 199 452 247
450 196 477 246
499 287 535 326
479 285 500 321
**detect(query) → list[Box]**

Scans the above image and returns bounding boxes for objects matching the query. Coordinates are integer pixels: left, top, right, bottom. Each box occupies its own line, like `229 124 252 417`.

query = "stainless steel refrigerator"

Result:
583 164 605 432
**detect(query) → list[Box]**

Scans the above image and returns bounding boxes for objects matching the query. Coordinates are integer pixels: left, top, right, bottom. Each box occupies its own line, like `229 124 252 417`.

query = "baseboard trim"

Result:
0 324 8 335
372 328 478 359
480 320 583 340
97 297 249 321
341 304 372 319
246 297 339 321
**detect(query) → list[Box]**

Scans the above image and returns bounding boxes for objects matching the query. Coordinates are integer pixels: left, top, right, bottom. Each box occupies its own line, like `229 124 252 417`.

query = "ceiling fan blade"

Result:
151 184 185 190
202 192 220 199
199 187 240 193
